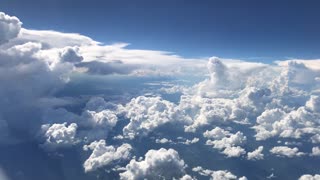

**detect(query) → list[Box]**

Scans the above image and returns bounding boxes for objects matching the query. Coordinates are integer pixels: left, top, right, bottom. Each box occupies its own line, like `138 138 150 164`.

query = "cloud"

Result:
203 127 231 139
155 138 173 144
17 28 99 48
270 146 305 157
40 123 78 150
311 147 320 156
76 60 137 75
60 46 83 63
253 94 320 141
83 140 132 172
192 166 247 180
0 12 21 44
120 148 187 180
120 96 191 139
204 128 247 157
182 137 200 145
298 174 320 180
247 146 264 160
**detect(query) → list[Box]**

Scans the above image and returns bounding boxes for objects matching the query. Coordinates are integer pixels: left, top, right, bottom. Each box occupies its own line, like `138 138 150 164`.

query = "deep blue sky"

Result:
2 0 320 61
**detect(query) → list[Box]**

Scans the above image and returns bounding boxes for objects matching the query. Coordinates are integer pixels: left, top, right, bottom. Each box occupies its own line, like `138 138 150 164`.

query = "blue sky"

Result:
2 0 320 62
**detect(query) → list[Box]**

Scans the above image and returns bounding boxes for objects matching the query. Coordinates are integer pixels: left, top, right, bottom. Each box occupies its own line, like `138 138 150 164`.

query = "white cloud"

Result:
203 127 231 139
253 95 320 141
17 28 99 48
0 12 21 44
155 138 173 144
180 174 196 180
270 146 305 157
222 146 246 158
83 140 132 172
121 96 191 139
192 166 246 180
247 146 264 160
120 148 187 180
40 123 78 150
311 147 320 156
60 46 83 63
182 138 200 145
204 128 247 158
299 174 320 180
82 109 118 128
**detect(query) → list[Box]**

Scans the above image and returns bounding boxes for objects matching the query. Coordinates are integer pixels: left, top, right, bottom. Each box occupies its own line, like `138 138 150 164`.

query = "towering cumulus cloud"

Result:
0 12 21 44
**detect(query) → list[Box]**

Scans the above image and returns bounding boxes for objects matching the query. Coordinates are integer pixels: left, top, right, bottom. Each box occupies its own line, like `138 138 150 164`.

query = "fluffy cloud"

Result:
253 95 320 141
192 166 247 180
247 146 264 160
120 148 187 180
0 12 21 44
40 123 78 150
270 146 305 157
60 46 83 63
299 174 320 180
83 140 132 172
311 147 320 156
155 138 173 144
182 137 200 145
121 96 191 139
204 128 247 157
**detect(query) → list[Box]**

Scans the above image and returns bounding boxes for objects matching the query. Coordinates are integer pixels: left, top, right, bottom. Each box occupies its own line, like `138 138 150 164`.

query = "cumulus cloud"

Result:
60 46 83 63
83 140 132 172
253 95 320 141
247 146 264 160
311 147 320 156
120 148 187 180
155 138 173 144
120 96 191 139
182 137 200 145
40 123 78 150
204 128 247 157
192 166 246 180
270 146 305 157
0 12 21 44
299 174 320 180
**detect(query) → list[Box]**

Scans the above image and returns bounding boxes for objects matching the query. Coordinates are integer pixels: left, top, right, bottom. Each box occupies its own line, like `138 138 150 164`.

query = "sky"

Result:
2 0 320 62
1 2 320 180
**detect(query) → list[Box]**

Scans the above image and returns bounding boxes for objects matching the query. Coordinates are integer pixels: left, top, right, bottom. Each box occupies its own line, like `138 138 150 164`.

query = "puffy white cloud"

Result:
120 148 187 180
0 12 21 44
204 128 247 157
180 174 196 180
270 146 305 157
40 123 78 150
203 127 231 139
247 146 264 160
222 146 246 158
182 138 200 145
83 140 132 172
299 174 320 180
311 147 320 156
60 46 83 63
121 96 191 139
253 95 320 141
155 138 173 144
83 109 118 128
192 166 246 180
